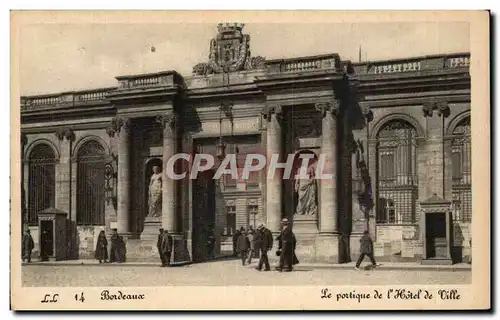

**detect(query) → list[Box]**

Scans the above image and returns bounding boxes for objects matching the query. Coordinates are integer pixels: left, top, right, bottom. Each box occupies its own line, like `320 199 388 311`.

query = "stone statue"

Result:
147 166 162 218
294 160 318 215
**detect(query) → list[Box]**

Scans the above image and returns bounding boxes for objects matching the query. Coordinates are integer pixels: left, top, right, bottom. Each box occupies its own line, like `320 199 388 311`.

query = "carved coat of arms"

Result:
193 23 266 76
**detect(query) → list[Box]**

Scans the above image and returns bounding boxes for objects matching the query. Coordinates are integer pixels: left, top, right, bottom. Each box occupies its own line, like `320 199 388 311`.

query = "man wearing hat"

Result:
276 218 299 272
255 224 273 271
157 229 166 267
22 229 34 263
161 229 173 267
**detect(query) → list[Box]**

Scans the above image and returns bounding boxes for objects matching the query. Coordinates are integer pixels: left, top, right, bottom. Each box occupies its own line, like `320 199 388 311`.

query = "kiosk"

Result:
420 194 453 265
38 208 68 261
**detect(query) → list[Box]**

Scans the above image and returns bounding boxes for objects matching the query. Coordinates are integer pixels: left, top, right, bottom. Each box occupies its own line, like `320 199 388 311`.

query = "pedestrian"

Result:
354 230 381 270
117 235 127 263
161 229 173 267
236 227 249 265
255 224 273 271
109 229 126 263
246 228 255 264
232 227 241 256
95 230 108 264
22 229 34 263
157 228 165 266
40 229 51 260
206 227 216 260
276 218 299 272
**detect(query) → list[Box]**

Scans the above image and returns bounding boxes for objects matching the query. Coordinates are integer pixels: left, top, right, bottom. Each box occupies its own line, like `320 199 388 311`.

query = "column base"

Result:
141 218 162 240
170 234 191 264
315 233 341 263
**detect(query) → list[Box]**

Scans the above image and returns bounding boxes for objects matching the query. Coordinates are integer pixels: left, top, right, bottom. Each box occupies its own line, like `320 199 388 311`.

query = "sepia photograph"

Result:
10 10 490 310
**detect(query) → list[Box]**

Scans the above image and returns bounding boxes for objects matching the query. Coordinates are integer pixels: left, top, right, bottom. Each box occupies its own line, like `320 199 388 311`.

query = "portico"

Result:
20 23 471 264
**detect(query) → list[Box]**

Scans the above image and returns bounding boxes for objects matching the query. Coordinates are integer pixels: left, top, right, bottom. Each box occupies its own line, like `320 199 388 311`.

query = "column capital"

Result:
262 104 283 121
54 128 75 142
423 100 450 118
107 117 132 137
315 100 340 118
156 113 176 129
55 128 66 141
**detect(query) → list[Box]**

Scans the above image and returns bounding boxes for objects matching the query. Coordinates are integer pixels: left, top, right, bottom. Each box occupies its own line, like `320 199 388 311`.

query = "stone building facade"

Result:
20 24 471 263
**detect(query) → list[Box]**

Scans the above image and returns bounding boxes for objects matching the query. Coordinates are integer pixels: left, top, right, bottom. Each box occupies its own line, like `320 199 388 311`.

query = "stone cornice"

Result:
254 70 344 90
359 94 470 109
21 120 112 134
357 70 470 95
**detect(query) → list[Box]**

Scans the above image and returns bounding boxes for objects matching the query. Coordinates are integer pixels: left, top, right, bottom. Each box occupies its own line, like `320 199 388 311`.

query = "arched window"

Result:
451 117 471 222
77 140 106 225
28 144 56 225
375 120 418 224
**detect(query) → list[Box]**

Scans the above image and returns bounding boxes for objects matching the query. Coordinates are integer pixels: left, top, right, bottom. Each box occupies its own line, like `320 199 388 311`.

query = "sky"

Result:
18 22 470 96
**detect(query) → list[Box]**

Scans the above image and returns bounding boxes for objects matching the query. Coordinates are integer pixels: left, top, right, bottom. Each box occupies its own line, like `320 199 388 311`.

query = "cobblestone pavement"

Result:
22 259 471 287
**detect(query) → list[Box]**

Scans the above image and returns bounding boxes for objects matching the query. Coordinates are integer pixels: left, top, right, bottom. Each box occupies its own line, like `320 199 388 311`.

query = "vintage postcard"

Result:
10 10 490 310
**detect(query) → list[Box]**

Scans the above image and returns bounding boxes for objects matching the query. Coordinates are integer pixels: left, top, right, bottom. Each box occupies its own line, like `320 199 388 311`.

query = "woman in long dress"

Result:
95 230 108 264
294 161 318 216
148 166 162 217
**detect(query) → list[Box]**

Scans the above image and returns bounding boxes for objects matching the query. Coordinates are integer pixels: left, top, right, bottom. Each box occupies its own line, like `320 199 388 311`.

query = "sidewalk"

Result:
22 259 471 271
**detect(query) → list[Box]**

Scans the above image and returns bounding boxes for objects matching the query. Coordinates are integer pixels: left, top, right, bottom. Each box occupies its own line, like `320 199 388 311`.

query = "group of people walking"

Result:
234 218 299 272
94 229 127 263
233 218 380 272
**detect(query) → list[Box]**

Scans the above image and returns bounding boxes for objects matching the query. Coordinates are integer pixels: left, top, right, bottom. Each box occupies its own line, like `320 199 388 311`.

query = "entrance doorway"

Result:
425 213 448 259
192 170 216 263
39 220 54 261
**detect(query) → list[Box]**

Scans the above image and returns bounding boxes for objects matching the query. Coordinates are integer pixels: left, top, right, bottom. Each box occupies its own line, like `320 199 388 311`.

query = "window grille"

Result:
376 120 418 224
451 117 471 223
76 140 106 225
27 144 56 225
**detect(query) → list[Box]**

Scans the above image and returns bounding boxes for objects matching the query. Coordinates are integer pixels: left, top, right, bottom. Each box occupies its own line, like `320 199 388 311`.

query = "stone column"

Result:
116 118 132 234
157 113 177 233
316 100 339 233
55 128 74 214
316 101 340 234
423 101 450 199
367 139 378 237
263 105 283 233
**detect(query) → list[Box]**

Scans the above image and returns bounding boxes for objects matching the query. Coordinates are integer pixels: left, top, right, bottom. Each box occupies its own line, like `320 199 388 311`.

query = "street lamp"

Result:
354 139 373 232
104 163 117 209
216 101 234 161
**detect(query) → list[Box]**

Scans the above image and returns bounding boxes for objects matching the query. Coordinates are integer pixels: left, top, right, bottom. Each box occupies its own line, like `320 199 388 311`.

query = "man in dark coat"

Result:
232 228 241 256
354 230 381 270
117 236 127 263
109 229 121 263
157 229 166 267
161 230 173 267
236 227 249 265
22 229 34 263
95 230 108 264
255 224 273 271
276 218 299 272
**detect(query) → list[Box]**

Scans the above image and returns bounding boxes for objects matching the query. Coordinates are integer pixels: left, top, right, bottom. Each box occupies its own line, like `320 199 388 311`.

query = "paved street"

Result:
22 259 471 287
